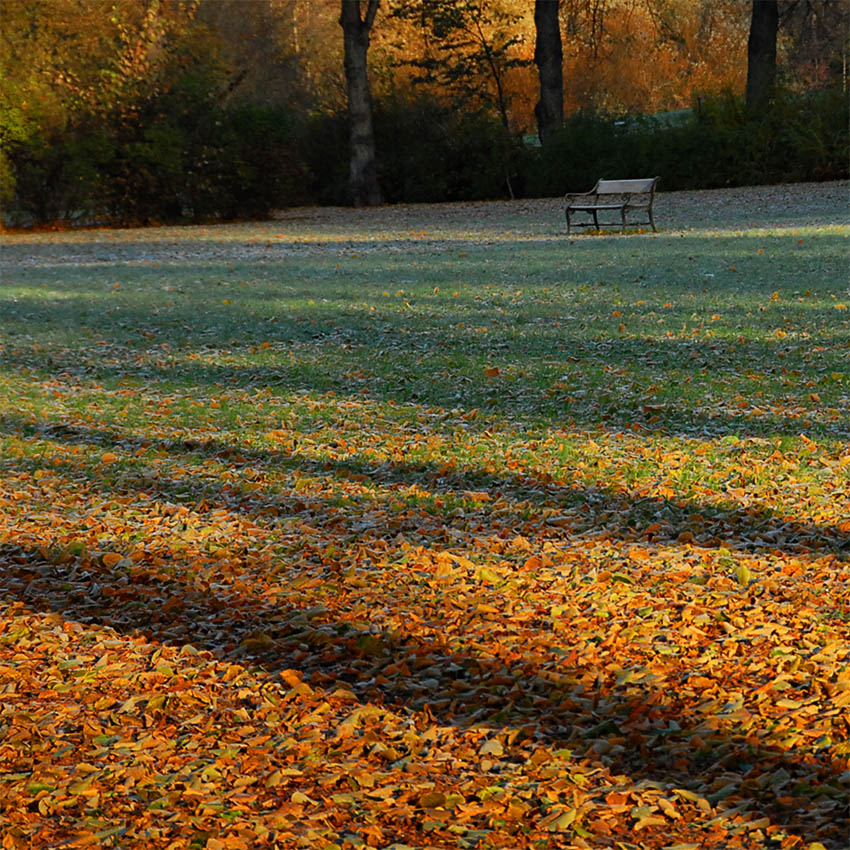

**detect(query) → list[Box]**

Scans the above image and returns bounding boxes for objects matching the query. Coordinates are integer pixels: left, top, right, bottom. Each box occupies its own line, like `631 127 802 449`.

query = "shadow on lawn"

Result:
0 416 848 844
1 331 847 442
0 548 846 846
2 414 849 560
1 220 848 841
3 228 849 441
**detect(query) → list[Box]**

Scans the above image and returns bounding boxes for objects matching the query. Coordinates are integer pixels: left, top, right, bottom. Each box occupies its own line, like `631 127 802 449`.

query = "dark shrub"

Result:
374 95 517 203
523 88 848 196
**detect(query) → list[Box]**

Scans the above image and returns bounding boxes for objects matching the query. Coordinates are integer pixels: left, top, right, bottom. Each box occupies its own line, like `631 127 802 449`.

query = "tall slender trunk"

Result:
340 0 381 206
534 0 563 145
746 0 779 112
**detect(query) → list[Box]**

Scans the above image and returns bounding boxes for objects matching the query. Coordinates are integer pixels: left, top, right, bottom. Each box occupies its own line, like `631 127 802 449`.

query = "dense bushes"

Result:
1 84 846 227
1 47 309 227
2 95 309 226
375 97 520 204
525 88 848 195
301 96 520 206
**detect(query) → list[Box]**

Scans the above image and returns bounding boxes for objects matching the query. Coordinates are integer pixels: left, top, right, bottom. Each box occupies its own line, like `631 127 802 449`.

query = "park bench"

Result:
565 177 659 234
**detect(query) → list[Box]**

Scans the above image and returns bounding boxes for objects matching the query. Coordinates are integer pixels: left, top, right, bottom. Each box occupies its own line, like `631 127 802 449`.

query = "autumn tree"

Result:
340 0 381 206
0 0 197 131
533 0 563 144
392 0 528 133
195 0 346 112
389 0 529 197
746 0 779 111
781 0 849 90
0 0 202 220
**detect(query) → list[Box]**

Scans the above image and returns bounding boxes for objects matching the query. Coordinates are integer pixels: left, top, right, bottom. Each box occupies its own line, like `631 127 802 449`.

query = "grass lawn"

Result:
0 181 848 849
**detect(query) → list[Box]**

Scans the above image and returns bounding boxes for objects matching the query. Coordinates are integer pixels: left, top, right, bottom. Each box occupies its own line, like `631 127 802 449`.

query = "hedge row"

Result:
2 86 846 226
525 88 848 196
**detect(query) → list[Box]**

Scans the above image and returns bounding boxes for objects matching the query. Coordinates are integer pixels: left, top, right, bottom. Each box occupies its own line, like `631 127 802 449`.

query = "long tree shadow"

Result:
1 528 846 847
0 296 850 438
2 414 848 560
3 206 848 842
0 424 847 842
3 229 849 441
1 337 848 442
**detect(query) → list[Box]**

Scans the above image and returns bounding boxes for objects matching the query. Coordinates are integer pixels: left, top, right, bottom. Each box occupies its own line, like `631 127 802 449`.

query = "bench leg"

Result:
648 208 657 232
621 208 627 233
592 210 599 230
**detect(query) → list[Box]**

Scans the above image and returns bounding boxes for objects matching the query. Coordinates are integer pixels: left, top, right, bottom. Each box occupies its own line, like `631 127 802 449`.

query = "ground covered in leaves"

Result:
0 182 848 849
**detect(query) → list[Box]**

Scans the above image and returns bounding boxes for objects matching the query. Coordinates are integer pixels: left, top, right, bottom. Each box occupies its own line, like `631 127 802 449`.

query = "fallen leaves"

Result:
1 482 847 847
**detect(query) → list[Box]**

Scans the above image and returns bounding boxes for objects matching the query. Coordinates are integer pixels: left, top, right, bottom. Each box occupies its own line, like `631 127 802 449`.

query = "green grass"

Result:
2 187 848 472
1 187 848 584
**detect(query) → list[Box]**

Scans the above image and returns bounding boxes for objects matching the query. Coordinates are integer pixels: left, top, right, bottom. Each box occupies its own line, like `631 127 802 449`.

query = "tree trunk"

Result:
746 0 779 111
534 0 563 145
340 0 381 206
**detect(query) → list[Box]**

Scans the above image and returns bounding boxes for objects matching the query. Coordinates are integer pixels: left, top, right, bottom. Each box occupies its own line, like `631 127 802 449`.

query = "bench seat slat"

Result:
569 203 627 211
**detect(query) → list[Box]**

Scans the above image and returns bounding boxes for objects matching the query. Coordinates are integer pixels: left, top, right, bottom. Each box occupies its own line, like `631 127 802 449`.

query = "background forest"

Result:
0 0 847 226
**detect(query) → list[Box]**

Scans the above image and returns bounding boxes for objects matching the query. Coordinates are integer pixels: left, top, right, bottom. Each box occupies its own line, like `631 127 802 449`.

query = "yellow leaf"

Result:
634 816 667 830
546 807 577 831
68 774 96 796
658 797 680 819
223 664 243 682
100 452 118 464
420 790 446 809
480 738 504 757
734 563 751 586
102 552 123 568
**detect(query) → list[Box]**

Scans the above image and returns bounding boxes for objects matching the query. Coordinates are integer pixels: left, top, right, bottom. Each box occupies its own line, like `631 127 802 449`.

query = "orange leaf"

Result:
279 669 302 687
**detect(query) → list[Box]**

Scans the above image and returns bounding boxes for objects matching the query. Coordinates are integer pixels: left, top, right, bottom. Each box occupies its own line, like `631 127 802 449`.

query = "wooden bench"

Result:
565 177 659 234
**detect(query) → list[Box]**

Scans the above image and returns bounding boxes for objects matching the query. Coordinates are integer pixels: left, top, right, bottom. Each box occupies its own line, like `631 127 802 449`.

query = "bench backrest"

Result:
595 178 657 195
